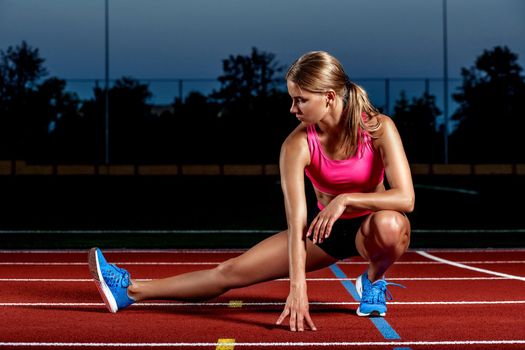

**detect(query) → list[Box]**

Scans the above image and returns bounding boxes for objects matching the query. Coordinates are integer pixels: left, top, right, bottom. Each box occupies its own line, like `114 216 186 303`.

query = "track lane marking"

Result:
416 251 525 282
2 260 525 266
1 340 525 347
216 339 235 350
228 300 243 308
338 260 525 264
0 277 510 282
329 264 401 340
3 300 524 307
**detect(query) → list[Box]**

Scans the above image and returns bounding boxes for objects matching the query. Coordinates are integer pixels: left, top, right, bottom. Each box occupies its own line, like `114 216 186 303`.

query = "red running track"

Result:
0 248 524 349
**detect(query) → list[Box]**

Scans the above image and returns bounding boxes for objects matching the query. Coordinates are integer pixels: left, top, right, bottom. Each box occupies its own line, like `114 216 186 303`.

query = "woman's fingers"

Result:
311 216 324 243
310 220 317 243
304 312 317 331
293 311 317 332
276 307 290 325
316 219 327 243
320 218 334 243
290 310 297 331
276 306 317 332
311 215 333 244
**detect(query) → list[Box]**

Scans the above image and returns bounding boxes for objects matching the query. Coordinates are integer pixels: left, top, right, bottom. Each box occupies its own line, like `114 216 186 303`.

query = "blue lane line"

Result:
329 264 402 340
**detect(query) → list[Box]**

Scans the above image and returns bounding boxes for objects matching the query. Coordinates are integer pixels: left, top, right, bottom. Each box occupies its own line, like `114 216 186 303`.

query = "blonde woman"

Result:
89 51 414 332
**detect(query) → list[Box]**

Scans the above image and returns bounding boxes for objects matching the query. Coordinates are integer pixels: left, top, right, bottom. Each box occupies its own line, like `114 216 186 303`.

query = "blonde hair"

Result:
286 51 380 157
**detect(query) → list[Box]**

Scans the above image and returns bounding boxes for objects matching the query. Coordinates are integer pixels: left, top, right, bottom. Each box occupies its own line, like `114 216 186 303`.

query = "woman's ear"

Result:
325 90 336 107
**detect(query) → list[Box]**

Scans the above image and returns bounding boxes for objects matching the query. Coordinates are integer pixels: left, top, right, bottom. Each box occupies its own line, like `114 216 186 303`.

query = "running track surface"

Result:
0 248 524 349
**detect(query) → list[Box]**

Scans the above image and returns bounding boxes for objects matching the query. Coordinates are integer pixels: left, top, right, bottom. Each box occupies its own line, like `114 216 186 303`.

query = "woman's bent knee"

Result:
369 211 410 250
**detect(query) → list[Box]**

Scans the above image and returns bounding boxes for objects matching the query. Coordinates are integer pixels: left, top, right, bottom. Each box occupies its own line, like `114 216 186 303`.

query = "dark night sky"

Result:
1 0 523 78
1 0 524 107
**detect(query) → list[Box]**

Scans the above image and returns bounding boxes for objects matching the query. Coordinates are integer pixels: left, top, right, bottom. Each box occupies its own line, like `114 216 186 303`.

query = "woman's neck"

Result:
317 100 346 137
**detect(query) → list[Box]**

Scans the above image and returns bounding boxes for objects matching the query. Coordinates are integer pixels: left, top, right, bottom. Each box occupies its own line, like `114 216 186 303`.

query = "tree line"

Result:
1 43 524 164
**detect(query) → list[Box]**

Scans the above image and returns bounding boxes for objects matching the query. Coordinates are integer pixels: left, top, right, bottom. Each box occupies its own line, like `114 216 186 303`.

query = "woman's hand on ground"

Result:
307 195 346 243
276 285 317 332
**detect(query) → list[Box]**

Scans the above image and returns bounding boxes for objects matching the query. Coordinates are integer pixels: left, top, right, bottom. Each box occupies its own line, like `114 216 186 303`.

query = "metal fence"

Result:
64 77 462 118
61 76 462 164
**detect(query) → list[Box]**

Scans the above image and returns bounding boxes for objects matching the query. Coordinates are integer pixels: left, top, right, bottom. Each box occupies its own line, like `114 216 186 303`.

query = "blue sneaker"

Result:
355 271 405 317
88 248 134 313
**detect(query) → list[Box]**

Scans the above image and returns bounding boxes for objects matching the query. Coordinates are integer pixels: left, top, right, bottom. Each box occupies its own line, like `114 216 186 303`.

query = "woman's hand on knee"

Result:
308 196 346 244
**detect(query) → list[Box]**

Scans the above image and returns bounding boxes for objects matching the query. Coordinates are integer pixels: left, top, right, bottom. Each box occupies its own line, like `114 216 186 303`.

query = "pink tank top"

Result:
304 124 384 219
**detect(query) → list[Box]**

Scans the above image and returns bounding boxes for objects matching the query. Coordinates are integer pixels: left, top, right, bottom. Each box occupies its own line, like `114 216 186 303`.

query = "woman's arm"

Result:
275 126 317 332
342 116 415 213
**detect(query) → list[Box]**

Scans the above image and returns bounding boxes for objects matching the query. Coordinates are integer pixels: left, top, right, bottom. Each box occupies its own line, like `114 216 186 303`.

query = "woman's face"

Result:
287 80 327 124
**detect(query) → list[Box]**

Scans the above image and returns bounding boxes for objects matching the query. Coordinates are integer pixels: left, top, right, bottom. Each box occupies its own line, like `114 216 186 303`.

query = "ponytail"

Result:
343 79 380 157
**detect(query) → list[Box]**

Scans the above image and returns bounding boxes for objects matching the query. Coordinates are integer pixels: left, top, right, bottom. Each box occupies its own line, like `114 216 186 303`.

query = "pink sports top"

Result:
305 124 384 219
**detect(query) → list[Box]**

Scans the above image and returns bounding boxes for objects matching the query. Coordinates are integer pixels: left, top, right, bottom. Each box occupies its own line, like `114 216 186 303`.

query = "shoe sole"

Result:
355 274 364 298
88 248 118 313
356 309 385 317
355 274 386 317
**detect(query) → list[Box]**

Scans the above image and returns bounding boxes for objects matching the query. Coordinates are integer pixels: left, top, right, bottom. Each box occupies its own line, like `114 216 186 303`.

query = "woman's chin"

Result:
297 116 313 124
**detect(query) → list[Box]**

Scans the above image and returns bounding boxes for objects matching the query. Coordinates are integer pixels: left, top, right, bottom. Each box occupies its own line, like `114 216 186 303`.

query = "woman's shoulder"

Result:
281 123 310 160
367 114 402 152
367 113 396 137
283 123 308 146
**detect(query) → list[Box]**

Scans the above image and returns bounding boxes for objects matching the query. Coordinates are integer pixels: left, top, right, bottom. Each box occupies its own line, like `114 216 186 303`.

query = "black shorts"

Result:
307 204 368 260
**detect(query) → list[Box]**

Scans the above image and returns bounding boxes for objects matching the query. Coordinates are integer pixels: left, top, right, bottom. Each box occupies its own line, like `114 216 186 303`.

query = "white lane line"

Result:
0 279 94 282
2 260 525 266
419 248 525 253
338 260 525 265
1 340 525 347
2 300 525 307
0 249 247 254
417 251 525 282
0 277 508 282
0 262 219 266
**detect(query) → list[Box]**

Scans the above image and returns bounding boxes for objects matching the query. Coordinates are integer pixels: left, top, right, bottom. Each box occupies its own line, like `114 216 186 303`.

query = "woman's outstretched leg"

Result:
127 230 337 302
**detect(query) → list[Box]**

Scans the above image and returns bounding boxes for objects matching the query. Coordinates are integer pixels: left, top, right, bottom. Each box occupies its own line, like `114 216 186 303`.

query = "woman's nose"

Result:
290 102 298 114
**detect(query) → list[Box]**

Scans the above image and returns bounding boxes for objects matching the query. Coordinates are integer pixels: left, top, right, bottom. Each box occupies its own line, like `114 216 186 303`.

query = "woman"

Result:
89 51 414 332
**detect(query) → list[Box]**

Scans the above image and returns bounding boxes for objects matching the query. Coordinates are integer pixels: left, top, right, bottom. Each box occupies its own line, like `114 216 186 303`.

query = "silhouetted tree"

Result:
208 48 293 163
450 46 525 162
32 78 80 162
211 47 285 115
392 91 442 163
0 41 83 162
152 91 222 163
0 41 47 96
81 77 153 163
0 41 48 159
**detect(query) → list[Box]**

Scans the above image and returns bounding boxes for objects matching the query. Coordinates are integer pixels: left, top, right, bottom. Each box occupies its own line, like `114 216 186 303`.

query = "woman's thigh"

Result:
222 230 338 286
